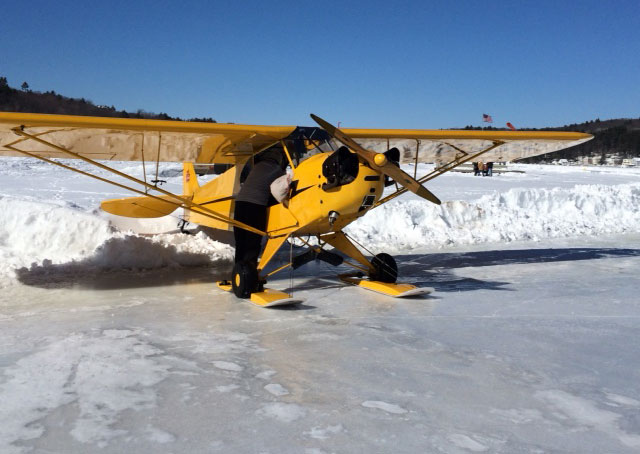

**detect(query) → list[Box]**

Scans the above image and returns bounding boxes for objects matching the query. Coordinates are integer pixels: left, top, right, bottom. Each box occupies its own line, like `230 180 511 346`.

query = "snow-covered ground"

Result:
1 158 640 453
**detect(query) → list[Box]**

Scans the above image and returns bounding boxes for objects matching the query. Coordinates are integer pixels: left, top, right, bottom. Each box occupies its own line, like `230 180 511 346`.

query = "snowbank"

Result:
0 196 113 277
1 181 639 281
0 196 233 280
346 183 640 252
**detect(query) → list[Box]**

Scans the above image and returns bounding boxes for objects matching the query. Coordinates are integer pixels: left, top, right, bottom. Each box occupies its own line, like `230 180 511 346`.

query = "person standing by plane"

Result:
233 148 287 268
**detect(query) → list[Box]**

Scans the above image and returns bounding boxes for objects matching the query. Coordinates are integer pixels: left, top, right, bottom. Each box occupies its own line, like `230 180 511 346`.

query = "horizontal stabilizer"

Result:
101 195 180 218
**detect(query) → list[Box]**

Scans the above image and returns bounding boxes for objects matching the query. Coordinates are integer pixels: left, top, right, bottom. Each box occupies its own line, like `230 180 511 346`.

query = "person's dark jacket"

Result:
236 156 285 206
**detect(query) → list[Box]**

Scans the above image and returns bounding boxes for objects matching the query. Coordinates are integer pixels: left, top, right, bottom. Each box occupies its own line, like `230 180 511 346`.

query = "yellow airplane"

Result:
0 112 592 306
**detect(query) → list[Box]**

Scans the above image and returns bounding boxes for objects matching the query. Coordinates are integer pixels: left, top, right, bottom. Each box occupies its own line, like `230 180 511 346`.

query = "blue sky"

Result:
1 0 638 128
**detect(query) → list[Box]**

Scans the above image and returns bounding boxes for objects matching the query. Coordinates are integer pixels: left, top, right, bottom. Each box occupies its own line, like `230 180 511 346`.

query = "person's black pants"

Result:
233 201 267 267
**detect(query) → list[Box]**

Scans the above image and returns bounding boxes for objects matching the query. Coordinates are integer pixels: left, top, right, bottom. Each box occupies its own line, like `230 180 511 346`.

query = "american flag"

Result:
482 113 493 123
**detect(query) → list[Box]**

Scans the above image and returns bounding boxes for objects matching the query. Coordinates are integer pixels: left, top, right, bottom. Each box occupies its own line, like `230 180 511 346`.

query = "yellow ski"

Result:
217 282 303 307
339 274 433 298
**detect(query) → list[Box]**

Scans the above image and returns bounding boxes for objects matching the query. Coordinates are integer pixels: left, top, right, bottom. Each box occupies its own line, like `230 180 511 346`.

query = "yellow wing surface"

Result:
0 112 591 165
0 112 296 163
340 128 592 163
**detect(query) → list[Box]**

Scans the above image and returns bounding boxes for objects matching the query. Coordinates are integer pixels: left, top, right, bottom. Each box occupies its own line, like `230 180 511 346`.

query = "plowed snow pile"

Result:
0 196 234 280
1 162 639 280
347 183 640 251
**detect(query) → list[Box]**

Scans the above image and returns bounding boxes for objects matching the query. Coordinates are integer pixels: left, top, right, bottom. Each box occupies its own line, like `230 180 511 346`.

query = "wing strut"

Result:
375 140 504 207
8 127 266 236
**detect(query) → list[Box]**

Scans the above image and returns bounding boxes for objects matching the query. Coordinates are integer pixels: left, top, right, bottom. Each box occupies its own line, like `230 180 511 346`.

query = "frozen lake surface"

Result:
1 159 640 453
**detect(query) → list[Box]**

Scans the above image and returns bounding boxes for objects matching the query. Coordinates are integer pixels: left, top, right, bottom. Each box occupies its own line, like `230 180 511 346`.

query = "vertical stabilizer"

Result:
183 162 199 197
185 163 241 231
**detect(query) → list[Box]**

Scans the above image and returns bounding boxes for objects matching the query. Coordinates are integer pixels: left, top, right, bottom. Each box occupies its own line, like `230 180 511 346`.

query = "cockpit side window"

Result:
322 146 359 190
285 126 334 166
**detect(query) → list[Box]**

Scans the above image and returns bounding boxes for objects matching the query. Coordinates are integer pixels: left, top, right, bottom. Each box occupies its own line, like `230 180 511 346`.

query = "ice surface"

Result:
256 402 307 423
1 158 640 452
448 433 489 452
536 390 640 448
0 329 170 451
265 383 290 396
361 400 409 414
305 424 344 440
212 360 243 372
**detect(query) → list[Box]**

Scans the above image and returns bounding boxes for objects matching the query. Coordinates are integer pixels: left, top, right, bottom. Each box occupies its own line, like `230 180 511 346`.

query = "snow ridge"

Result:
347 183 640 251
0 196 113 277
1 182 639 279
0 196 233 280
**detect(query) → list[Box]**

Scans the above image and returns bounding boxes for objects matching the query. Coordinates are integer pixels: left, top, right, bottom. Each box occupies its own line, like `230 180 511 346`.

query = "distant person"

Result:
487 161 493 177
473 162 479 176
479 161 486 176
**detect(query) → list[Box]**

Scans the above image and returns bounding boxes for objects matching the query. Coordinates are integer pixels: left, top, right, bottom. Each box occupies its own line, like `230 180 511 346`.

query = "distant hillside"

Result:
0 76 216 122
531 118 640 163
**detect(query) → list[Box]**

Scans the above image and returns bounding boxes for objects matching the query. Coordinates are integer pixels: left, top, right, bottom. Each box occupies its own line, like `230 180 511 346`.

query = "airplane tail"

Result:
101 162 238 231
183 162 199 197
183 162 239 230
100 163 200 219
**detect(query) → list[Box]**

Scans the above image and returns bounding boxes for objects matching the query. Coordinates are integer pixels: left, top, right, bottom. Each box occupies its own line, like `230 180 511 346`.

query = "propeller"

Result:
310 114 441 205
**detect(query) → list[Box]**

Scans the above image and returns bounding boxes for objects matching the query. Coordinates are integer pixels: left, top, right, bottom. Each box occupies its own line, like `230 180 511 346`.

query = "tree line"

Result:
534 119 640 162
0 77 216 123
464 118 640 164
463 118 640 162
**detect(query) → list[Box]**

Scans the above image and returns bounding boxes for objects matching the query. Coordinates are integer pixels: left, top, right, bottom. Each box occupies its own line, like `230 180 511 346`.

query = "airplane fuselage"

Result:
266 151 385 236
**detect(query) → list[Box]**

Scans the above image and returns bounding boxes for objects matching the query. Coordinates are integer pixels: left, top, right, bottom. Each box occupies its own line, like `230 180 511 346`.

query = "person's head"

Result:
258 148 287 169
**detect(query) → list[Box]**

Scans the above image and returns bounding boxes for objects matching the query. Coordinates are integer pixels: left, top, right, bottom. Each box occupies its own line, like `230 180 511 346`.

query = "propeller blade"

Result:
310 114 441 205
376 162 441 204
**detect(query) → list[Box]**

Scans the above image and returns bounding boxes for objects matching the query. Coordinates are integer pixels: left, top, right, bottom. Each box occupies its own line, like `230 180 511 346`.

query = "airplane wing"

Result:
340 128 593 163
0 112 295 164
318 124 594 207
0 112 592 165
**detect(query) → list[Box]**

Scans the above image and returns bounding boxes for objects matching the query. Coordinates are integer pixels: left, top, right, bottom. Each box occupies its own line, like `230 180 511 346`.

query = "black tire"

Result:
231 261 259 298
369 253 398 283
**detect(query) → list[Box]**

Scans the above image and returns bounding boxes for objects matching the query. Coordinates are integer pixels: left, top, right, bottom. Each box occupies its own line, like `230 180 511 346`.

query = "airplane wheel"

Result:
231 261 259 298
369 253 397 283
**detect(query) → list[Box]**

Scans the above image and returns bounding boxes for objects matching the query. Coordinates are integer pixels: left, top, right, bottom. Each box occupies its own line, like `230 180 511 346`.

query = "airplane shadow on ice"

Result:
15 265 231 290
395 247 640 292
281 257 509 294
14 233 234 289
14 245 640 293
270 245 640 294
